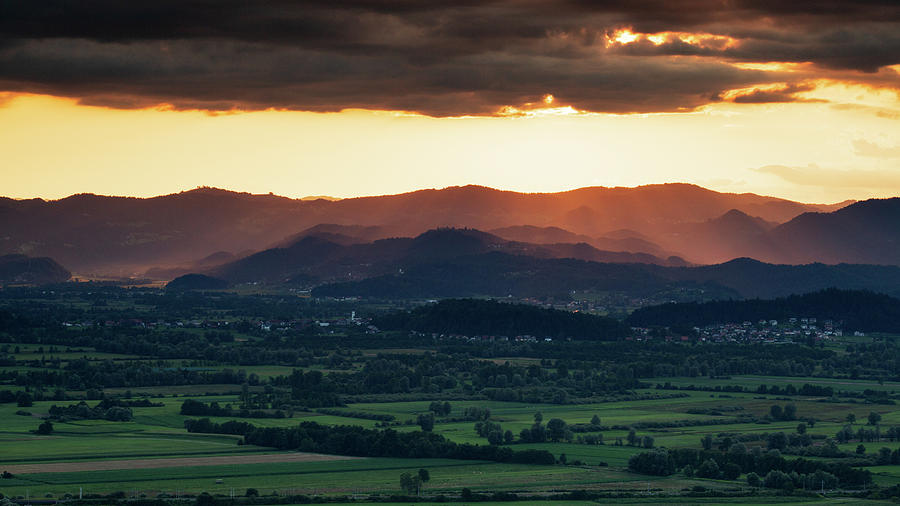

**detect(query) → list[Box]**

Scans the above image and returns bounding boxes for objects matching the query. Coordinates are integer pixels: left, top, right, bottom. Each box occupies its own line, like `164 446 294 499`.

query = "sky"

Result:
2 1 899 204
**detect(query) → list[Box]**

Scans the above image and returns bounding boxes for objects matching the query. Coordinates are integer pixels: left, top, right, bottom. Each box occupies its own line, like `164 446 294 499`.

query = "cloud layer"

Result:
1 1 899 115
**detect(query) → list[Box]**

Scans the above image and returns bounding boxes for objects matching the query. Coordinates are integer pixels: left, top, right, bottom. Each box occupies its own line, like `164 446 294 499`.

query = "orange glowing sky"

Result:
2 2 900 204
3 81 898 204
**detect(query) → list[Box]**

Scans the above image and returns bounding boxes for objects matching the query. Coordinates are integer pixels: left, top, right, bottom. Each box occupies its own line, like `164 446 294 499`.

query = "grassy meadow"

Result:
4 373 900 502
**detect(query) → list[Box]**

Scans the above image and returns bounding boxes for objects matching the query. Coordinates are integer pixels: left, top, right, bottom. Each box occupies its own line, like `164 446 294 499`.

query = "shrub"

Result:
628 449 675 476
747 472 761 487
696 458 720 479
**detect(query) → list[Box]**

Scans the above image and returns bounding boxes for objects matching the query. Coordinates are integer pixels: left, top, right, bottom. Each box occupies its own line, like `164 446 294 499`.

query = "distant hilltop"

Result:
301 195 341 201
1 183 891 280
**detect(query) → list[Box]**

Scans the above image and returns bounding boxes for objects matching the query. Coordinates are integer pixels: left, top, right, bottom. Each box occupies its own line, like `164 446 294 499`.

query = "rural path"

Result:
2 452 362 474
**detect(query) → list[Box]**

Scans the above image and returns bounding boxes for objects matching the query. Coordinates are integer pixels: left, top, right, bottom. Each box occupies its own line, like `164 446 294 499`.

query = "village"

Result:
633 317 855 344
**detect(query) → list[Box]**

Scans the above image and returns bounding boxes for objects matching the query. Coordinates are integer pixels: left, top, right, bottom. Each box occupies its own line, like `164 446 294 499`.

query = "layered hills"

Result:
164 226 900 301
208 228 686 286
6 184 900 304
0 184 856 276
310 253 900 301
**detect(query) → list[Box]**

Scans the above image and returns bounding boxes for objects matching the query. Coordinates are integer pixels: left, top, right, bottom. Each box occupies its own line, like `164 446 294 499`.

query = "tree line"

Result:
183 418 557 465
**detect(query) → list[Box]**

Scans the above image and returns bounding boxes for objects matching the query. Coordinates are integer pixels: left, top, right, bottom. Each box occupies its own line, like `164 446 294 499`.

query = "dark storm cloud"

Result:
0 1 898 115
721 83 823 104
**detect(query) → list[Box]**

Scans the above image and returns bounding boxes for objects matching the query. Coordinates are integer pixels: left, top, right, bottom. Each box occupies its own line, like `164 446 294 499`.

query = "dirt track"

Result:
2 452 362 474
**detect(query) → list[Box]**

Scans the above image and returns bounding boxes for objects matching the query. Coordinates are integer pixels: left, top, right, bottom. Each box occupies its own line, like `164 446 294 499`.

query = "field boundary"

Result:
2 452 363 475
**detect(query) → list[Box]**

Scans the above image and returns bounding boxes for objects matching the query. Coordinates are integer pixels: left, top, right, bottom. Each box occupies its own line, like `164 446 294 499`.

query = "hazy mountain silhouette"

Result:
490 225 595 246
766 198 900 265
490 225 676 258
0 254 71 285
207 224 900 300
659 209 780 264
145 250 240 280
651 198 900 265
0 184 855 276
313 253 900 300
273 224 390 248
166 273 230 291
211 227 680 285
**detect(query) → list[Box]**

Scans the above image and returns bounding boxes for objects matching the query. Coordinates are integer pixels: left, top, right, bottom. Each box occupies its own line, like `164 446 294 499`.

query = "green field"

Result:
1 386 895 501
3 283 900 506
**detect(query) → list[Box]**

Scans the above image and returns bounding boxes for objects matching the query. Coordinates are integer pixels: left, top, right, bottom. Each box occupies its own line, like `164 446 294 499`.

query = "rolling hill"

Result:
311 253 900 301
0 184 846 276
626 288 900 333
210 228 683 285
0 254 71 285
766 198 900 265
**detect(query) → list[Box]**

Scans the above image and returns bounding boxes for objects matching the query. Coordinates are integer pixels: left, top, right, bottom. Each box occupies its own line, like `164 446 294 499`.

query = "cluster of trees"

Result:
625 429 655 448
12 359 260 390
437 338 867 386
462 406 490 421
628 446 871 487
834 415 900 445
654 382 835 397
399 469 430 495
315 408 394 422
429 401 452 416
627 288 900 333
183 419 556 464
675 383 834 397
374 298 628 340
11 288 900 405
769 403 798 421
276 353 645 410
35 420 54 435
416 413 435 432
853 446 900 465
179 399 286 419
747 469 839 492
474 420 512 445
4 390 34 407
47 400 133 421
516 412 574 443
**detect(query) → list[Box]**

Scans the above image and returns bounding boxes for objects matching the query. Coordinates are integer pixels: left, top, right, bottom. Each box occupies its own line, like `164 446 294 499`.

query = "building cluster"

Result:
407 331 553 344
514 287 723 317
62 312 375 333
633 317 850 344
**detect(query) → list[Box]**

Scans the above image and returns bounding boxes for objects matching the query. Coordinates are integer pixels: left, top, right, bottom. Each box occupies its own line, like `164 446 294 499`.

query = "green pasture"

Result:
513 442 644 466
866 464 900 486
5 372 900 501
1 457 747 498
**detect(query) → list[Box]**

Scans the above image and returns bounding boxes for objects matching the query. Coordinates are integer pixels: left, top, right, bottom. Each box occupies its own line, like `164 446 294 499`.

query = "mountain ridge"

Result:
210 227 686 285
0 184 849 276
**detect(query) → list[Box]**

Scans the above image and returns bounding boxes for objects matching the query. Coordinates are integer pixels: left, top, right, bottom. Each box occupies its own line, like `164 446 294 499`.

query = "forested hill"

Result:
311 253 900 300
373 298 628 340
626 288 900 333
0 254 71 285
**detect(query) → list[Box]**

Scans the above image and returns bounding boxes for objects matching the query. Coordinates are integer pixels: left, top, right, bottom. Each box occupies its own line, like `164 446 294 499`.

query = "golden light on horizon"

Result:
609 28 639 45
606 28 739 49
1 90 898 206
730 62 810 72
496 104 583 118
716 82 800 101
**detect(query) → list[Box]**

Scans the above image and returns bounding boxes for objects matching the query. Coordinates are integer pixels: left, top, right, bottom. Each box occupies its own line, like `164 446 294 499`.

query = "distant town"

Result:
633 317 858 344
